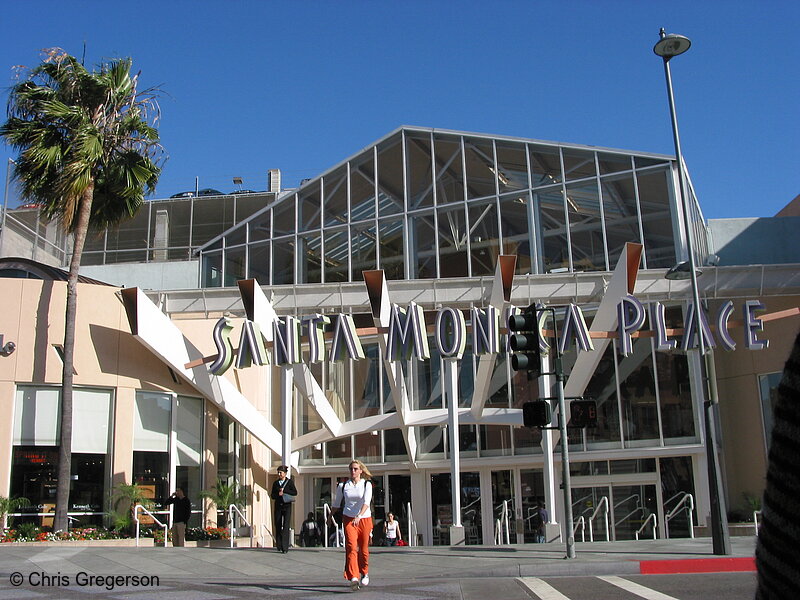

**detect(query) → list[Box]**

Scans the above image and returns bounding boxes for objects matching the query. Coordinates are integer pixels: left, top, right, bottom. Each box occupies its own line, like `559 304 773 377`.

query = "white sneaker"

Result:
350 577 360 591
361 574 370 586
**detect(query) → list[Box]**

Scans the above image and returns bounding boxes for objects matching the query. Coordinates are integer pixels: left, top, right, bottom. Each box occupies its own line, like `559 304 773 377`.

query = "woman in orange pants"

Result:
333 459 373 591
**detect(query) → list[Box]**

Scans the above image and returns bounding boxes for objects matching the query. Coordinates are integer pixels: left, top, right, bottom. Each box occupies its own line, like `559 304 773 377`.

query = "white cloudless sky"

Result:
1 1 798 219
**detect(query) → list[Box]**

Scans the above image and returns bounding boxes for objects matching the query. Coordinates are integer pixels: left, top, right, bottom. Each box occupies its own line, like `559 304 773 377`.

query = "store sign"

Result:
208 296 769 376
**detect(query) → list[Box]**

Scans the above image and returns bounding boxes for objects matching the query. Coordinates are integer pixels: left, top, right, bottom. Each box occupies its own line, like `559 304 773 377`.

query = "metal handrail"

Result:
573 515 585 543
588 496 609 542
260 523 275 548
615 505 645 527
323 503 343 548
493 500 511 545
228 504 253 549
754 510 762 536
664 493 694 539
634 513 658 540
134 504 168 548
406 501 417 546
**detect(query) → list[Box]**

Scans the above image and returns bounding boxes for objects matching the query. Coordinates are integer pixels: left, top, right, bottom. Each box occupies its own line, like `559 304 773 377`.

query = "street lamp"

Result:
655 28 731 555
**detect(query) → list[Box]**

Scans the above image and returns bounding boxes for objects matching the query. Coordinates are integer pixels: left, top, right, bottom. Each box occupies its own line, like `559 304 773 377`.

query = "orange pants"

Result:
342 515 372 580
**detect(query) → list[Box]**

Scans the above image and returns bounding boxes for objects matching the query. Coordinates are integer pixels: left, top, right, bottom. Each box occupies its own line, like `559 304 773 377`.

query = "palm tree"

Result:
0 495 31 529
1 49 162 531
199 479 248 529
109 482 153 534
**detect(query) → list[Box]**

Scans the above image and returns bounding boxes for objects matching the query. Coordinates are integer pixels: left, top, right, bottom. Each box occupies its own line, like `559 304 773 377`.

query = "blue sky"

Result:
1 1 798 219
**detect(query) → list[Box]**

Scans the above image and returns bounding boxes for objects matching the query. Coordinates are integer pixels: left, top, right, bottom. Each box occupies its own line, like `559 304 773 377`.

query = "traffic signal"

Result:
523 400 551 428
508 306 541 376
570 399 598 428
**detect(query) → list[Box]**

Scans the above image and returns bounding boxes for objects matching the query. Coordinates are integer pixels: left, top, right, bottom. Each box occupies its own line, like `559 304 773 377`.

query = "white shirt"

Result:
333 479 372 518
385 520 399 539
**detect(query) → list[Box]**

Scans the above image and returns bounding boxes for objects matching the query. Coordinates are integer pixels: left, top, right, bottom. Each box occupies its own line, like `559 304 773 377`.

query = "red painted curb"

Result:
640 557 756 574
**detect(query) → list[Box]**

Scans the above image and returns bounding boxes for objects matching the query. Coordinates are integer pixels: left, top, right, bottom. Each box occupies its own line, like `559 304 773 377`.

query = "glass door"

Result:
612 484 658 540
519 469 545 543
429 471 482 545
491 470 514 543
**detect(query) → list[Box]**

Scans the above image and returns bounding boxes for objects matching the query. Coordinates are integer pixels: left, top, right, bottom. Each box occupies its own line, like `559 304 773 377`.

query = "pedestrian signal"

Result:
570 400 598 428
523 400 551 428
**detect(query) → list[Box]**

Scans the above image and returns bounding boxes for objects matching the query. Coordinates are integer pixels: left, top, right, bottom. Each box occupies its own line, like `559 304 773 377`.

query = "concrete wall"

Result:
709 216 800 266
80 260 200 290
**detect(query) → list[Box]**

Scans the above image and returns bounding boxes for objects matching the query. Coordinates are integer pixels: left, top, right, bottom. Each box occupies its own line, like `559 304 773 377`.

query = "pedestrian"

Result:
535 500 549 543
333 459 373 591
164 487 191 547
301 511 320 547
756 331 800 598
383 512 402 546
270 465 297 553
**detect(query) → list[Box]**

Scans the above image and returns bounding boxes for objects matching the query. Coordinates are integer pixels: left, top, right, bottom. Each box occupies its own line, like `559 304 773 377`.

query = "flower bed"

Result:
150 527 230 545
2 527 127 544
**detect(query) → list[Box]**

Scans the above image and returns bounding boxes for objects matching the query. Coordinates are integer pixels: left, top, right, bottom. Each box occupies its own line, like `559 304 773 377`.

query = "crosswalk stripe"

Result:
598 575 681 600
516 577 572 600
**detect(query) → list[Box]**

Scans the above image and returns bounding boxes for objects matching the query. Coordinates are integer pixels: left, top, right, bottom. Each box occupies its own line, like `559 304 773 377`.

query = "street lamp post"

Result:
654 28 731 555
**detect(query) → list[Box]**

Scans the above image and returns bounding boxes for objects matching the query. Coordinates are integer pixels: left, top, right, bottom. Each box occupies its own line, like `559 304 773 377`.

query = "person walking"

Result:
383 512 401 546
164 487 191 547
535 500 549 543
270 465 297 553
333 459 373 591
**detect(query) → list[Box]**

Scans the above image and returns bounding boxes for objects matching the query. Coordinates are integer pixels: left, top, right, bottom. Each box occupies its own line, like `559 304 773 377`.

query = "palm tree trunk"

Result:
53 182 94 532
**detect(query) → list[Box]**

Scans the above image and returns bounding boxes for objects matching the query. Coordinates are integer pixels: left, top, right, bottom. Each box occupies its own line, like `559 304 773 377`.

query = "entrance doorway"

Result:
429 471 482 545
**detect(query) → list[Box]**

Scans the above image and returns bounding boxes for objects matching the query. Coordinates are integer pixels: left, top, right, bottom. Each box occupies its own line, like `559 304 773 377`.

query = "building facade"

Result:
0 127 797 546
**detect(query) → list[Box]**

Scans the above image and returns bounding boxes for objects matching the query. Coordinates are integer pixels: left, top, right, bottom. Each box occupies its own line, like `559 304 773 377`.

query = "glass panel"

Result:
377 138 404 217
176 396 203 467
759 372 782 450
350 222 377 282
500 195 533 274
611 484 657 540
658 307 696 442
272 236 295 285
323 168 349 227
247 212 271 243
247 242 270 284
584 344 622 448
408 211 437 279
378 218 404 280
461 472 483 544
298 232 322 284
406 132 434 209
134 391 171 452
14 387 60 446
660 456 696 538
217 412 236 483
353 345 380 419
485 354 510 407
133 451 169 512
149 200 192 260
298 180 321 231
223 225 247 248
572 486 610 541
528 145 562 186
202 251 223 287
459 424 477 457
494 140 529 192
468 200 500 276
325 436 352 464
72 388 112 454
600 172 640 268
437 205 469 278
520 469 546 542
433 134 464 205
535 186 569 272
417 426 445 459
561 148 596 181
463 137 496 200
324 226 349 283
384 429 406 461
104 207 149 262
610 458 656 474
491 470 514 538
224 245 246 287
417 352 442 410
430 472 452 545
637 169 676 269
326 359 351 421
480 425 513 457
354 432 381 463
458 352 475 408
597 151 634 176
175 464 201 519
350 150 376 221
565 180 606 272
617 339 660 446
272 196 295 236
234 193 269 222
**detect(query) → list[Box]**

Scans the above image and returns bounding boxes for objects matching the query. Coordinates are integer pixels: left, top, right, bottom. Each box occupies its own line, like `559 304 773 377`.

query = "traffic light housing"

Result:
523 400 551 428
508 306 541 376
570 399 598 428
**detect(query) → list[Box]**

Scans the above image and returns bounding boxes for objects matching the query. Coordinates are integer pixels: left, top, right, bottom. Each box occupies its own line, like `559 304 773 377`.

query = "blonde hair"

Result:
350 459 372 480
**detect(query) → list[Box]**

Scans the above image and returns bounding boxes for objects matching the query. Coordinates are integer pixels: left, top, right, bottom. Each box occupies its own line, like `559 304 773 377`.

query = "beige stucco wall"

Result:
712 295 800 515
0 278 280 533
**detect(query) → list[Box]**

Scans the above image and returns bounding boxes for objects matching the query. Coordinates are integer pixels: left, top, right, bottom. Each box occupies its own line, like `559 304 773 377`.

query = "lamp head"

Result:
654 28 691 60
665 260 701 281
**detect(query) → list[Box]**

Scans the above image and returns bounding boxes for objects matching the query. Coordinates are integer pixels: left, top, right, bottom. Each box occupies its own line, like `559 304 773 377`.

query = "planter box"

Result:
2 539 139 547
692 523 758 537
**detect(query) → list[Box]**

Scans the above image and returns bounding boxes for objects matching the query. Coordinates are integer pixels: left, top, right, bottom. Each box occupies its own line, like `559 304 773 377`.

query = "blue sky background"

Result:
1 1 797 219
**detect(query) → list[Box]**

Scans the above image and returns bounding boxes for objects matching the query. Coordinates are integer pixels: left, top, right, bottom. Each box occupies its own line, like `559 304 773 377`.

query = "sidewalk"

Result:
0 536 757 582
